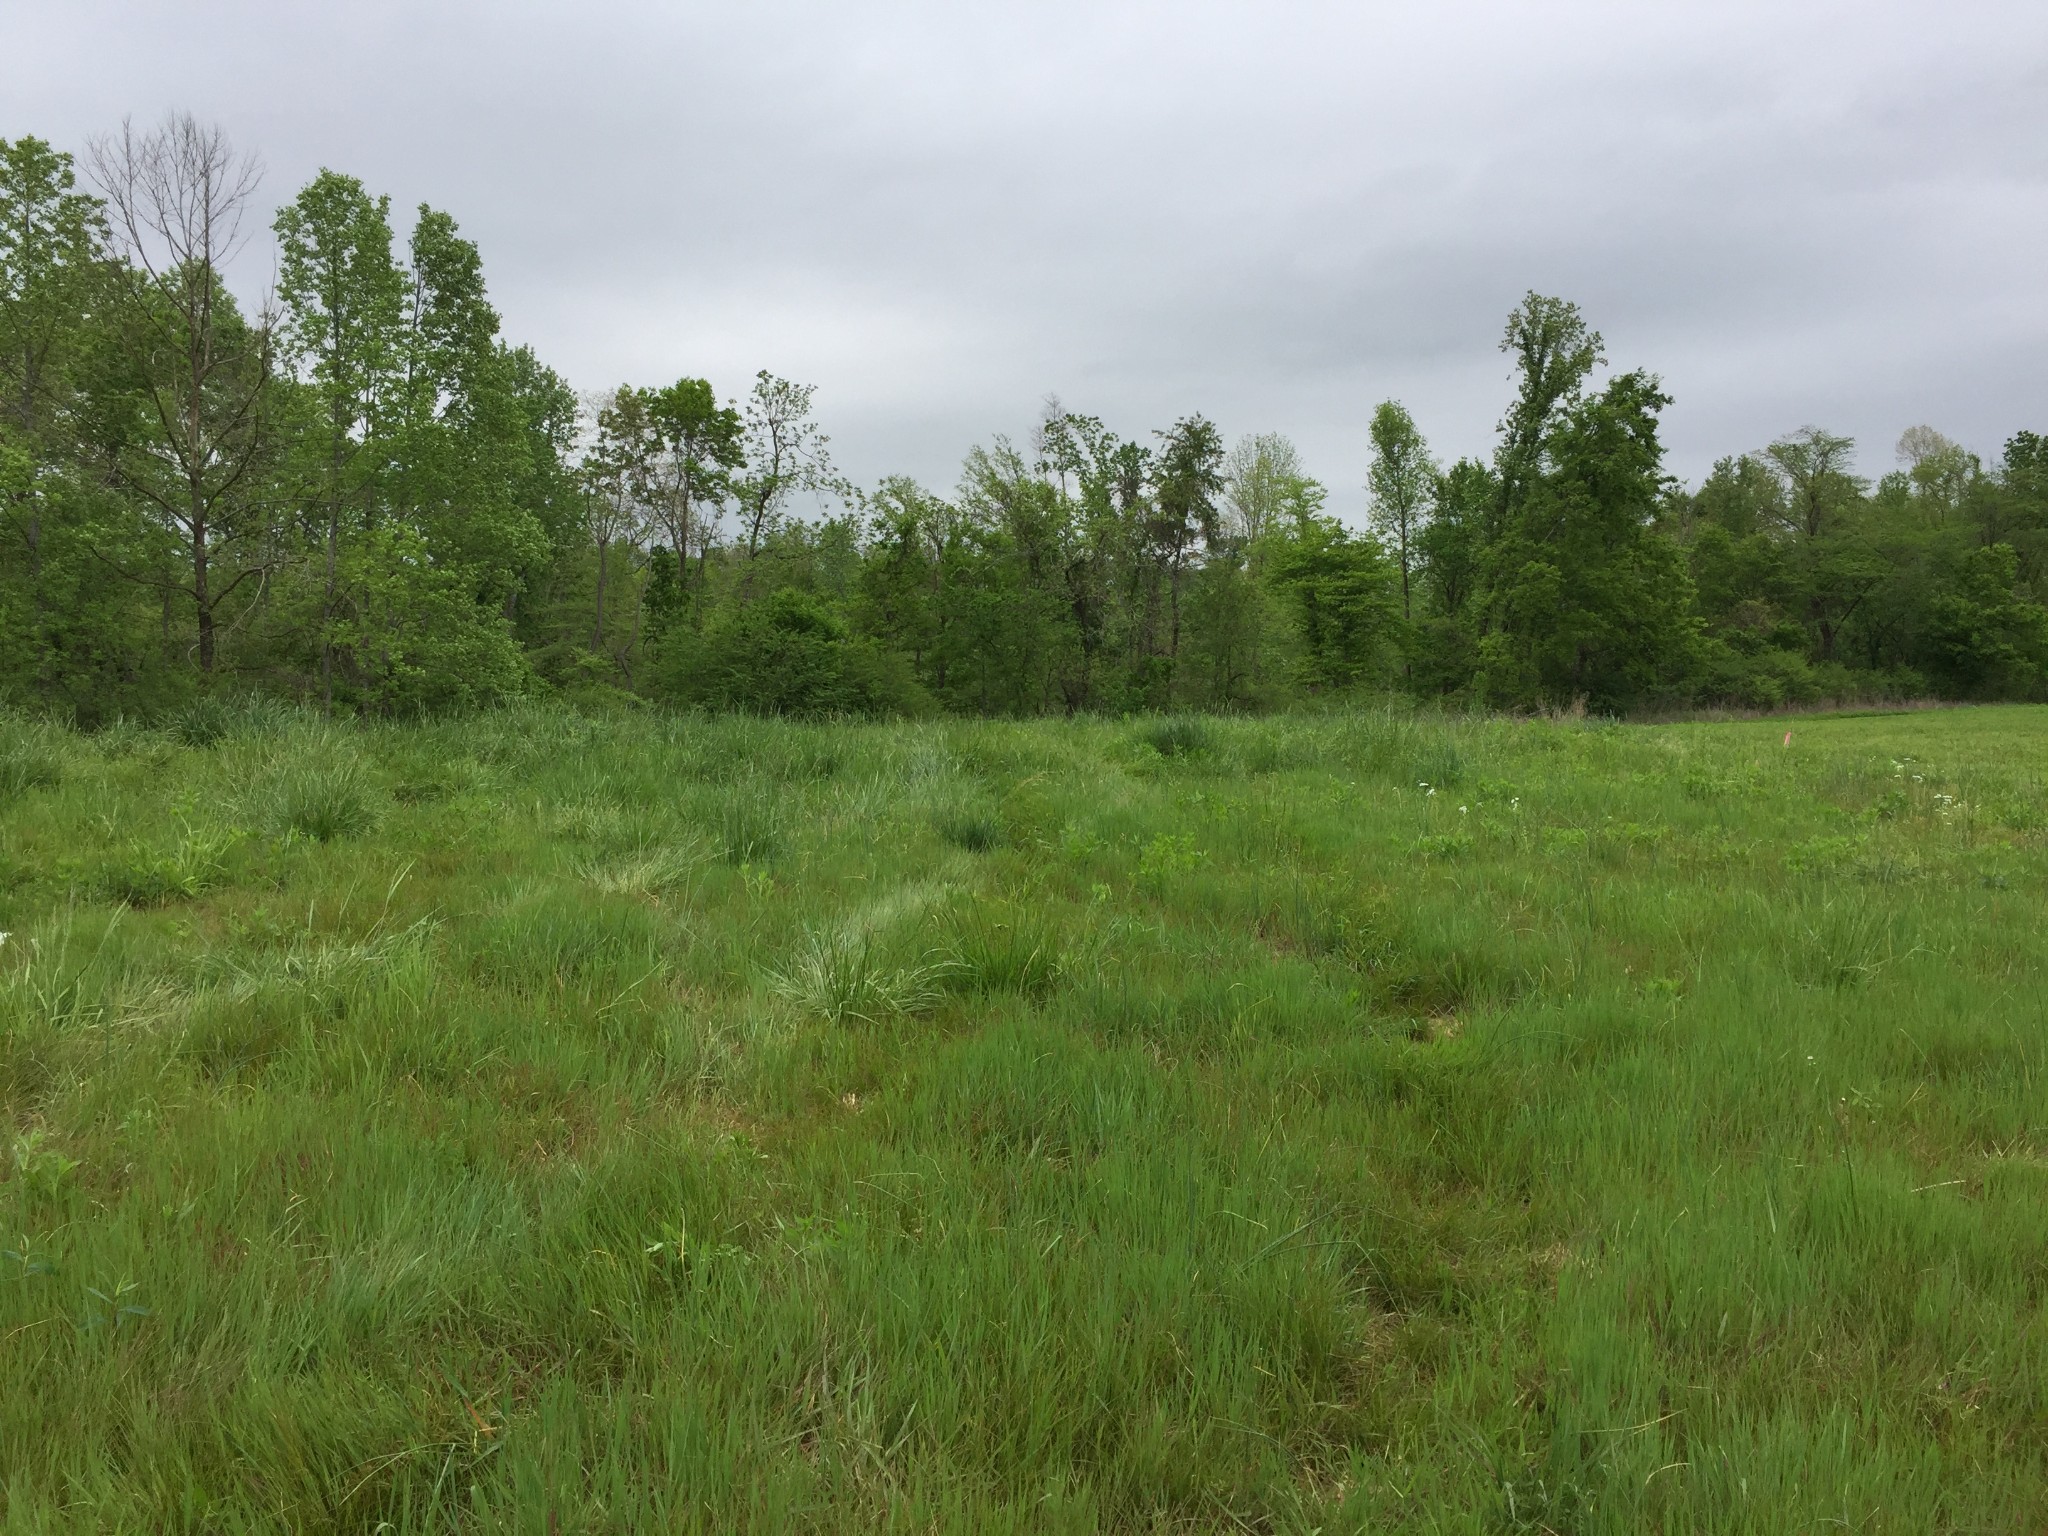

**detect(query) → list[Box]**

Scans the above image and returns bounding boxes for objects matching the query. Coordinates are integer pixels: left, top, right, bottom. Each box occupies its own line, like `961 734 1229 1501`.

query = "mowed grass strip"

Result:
0 704 2043 1532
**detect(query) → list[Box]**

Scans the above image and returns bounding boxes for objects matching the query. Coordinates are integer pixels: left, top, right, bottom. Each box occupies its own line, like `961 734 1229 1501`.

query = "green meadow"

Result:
0 703 2043 1532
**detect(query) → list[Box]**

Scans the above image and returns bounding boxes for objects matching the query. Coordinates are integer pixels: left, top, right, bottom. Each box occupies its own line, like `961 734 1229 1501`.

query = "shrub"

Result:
649 589 930 718
1137 833 1204 884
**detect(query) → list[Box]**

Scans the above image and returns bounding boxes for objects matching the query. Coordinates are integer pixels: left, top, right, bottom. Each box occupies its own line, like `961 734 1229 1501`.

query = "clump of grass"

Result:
1370 932 1523 1016
1411 734 1466 789
578 842 702 897
266 756 380 843
0 726 62 802
1267 882 1523 1016
907 1019 1162 1161
1681 766 1737 800
178 986 303 1080
1235 725 1302 775
720 794 781 864
940 900 1062 997
780 744 841 783
468 888 668 993
1793 894 1904 989
169 693 295 747
388 755 490 805
1138 716 1213 759
1786 834 1860 875
1136 832 1203 885
86 718 179 767
934 806 1002 853
0 912 121 1032
1857 847 1924 886
548 797 640 848
202 916 440 1013
97 825 238 906
767 927 948 1024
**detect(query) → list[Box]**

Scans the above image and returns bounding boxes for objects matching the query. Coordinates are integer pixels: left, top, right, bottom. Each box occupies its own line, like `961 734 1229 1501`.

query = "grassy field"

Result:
0 702 2043 1532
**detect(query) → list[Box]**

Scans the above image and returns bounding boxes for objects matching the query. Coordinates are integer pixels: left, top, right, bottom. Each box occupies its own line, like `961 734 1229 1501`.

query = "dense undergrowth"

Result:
0 703 2043 1531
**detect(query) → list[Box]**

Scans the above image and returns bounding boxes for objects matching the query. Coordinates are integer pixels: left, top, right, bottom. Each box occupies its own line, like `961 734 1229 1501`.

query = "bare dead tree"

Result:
87 113 276 674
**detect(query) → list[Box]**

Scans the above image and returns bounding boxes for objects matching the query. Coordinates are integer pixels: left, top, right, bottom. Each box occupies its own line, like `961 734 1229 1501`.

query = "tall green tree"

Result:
1896 425 1977 528
1366 400 1434 623
1266 482 1397 694
393 207 551 606
273 170 407 705
1147 414 1225 683
644 377 742 607
1764 426 1860 542
1222 432 1304 547
1479 361 1698 710
1494 292 1603 532
1922 543 2048 696
1762 426 1873 661
1041 409 1149 709
1987 432 2048 585
0 135 139 712
0 137 103 465
580 386 653 657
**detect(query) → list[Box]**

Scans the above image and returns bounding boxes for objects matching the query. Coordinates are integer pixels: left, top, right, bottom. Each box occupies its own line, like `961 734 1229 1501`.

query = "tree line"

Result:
5 117 2045 724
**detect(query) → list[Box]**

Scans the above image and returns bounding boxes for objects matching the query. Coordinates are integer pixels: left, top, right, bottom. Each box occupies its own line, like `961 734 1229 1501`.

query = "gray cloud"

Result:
7 0 2045 517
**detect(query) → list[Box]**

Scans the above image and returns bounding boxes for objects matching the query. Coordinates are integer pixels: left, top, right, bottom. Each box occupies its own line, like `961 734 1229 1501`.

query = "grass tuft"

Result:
168 692 296 747
264 755 381 842
934 806 1003 853
719 793 781 864
939 899 1063 996
0 725 62 801
1138 715 1214 758
96 824 238 906
768 926 949 1024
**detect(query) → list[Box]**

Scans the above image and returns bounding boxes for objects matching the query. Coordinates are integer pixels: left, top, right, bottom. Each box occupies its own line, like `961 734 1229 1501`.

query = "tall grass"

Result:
0 702 2043 1530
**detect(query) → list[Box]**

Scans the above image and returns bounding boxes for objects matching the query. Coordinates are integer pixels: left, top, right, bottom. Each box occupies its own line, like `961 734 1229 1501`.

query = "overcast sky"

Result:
8 0 2046 519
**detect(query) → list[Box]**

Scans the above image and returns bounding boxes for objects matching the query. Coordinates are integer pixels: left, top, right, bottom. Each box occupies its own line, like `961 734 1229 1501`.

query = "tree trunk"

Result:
192 511 214 673
1400 518 1412 622
321 413 346 711
321 507 339 710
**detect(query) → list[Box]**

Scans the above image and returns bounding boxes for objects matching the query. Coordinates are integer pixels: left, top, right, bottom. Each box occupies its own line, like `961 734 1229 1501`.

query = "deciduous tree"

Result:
1366 400 1434 622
